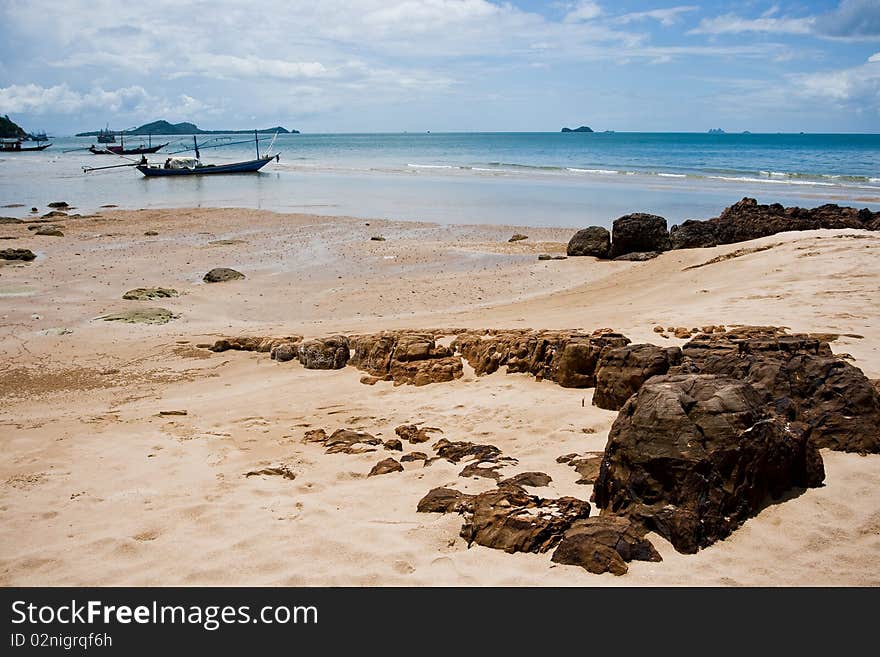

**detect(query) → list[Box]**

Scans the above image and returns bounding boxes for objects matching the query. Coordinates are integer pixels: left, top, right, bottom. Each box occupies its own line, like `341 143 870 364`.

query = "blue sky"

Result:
1 1 878 133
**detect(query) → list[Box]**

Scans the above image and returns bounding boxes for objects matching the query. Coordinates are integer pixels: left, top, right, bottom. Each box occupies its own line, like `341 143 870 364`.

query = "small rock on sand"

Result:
203 267 245 283
144 230 159 236
122 287 179 301
35 226 64 237
0 217 22 224
98 308 179 325
370 236 386 241
47 201 69 209
368 458 404 476
0 248 36 261
158 410 188 416
538 254 567 261
509 234 528 242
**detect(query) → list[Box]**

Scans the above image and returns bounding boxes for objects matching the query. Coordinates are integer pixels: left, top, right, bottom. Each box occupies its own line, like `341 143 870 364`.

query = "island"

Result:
561 126 594 133
708 128 725 134
0 114 27 139
76 120 298 137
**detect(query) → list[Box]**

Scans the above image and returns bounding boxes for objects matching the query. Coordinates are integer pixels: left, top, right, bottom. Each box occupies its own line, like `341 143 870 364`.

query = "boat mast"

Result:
255 130 260 159
193 135 200 159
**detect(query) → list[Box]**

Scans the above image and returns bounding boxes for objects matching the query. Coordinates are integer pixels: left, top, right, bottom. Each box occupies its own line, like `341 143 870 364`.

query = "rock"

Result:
612 251 659 261
537 253 568 260
395 424 443 444
400 451 428 463
508 233 528 242
35 226 63 236
370 236 386 241
459 462 503 480
144 230 159 236
324 429 382 454
210 335 301 353
566 226 610 258
610 213 670 258
122 287 178 301
459 486 591 554
669 197 879 250
499 472 552 487
297 335 350 369
98 308 179 325
383 438 403 451
433 438 503 464
203 267 245 283
303 428 327 443
270 343 298 362
679 329 880 453
350 331 461 386
389 355 462 386
158 410 188 416
593 374 825 553
360 375 382 385
652 326 664 333
417 487 475 513
30 207 38 212
0 217 22 224
673 327 692 339
0 248 36 261
245 465 296 480
41 210 67 218
368 458 403 476
47 201 69 208
208 239 248 246
557 452 604 484
551 516 661 575
593 344 682 410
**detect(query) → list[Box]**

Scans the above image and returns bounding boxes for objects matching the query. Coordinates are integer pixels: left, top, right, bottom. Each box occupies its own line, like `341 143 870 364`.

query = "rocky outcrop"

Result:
610 214 670 258
417 487 475 513
567 226 610 258
499 472 552 488
298 335 350 369
557 452 604 485
551 516 661 575
322 429 382 454
593 374 825 554
350 331 462 386
678 328 880 453
395 424 443 444
270 343 298 362
122 287 178 300
98 308 178 325
35 226 63 236
593 344 682 410
210 335 301 353
0 248 36 261
432 438 503 464
452 329 630 387
612 251 659 261
203 267 245 283
669 197 879 249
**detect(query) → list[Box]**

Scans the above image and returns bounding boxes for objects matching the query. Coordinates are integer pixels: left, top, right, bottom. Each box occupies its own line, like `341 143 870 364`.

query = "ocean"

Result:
1 132 878 227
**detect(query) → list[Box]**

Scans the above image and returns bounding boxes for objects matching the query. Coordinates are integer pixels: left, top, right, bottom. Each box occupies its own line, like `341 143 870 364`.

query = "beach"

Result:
1 206 878 586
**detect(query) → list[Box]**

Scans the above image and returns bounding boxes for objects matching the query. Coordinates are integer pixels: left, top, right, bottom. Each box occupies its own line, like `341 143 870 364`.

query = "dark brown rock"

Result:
567 226 610 258
610 213 670 258
324 429 382 454
203 267 245 283
551 516 661 575
303 428 328 443
383 438 403 451
209 335 301 353
350 331 461 386
400 451 428 463
499 472 552 487
35 226 63 236
368 458 403 476
558 452 604 485
47 201 69 208
508 233 528 242
593 374 825 553
593 344 682 410
270 342 298 362
433 438 503 464
459 462 503 480
395 424 443 444
612 251 659 261
0 248 36 261
417 487 475 513
245 465 296 480
389 355 462 386
298 335 350 369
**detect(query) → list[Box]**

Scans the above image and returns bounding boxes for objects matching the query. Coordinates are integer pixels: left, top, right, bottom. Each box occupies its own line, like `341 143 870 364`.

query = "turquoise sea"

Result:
1 132 878 227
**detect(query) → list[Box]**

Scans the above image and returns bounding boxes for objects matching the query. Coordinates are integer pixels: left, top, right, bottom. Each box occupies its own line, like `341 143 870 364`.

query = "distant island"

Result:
561 126 594 133
1 114 27 139
708 128 725 134
76 120 298 137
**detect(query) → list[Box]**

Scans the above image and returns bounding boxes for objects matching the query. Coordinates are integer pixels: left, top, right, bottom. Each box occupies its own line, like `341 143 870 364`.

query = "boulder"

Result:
203 267 244 283
270 343 298 362
400 451 429 463
593 344 682 410
350 331 461 386
297 335 350 369
566 226 610 258
383 438 403 451
368 458 404 476
389 355 462 386
122 287 178 300
433 438 503 464
557 452 604 485
508 233 528 242
593 374 825 553
498 472 552 488
679 330 880 453
0 248 36 261
610 214 670 258
210 335 301 353
417 487 475 514
459 486 591 554
669 219 721 249
47 201 69 208
459 462 503 480
34 226 63 236
324 429 381 454
550 516 661 575
395 424 443 444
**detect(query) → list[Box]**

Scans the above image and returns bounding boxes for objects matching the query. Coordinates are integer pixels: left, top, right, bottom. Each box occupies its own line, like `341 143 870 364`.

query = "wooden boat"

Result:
136 155 276 176
0 138 52 152
97 125 116 143
29 131 49 142
89 142 168 155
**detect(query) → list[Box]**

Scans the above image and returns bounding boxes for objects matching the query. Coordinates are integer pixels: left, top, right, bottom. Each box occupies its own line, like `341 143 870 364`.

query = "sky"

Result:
0 0 878 134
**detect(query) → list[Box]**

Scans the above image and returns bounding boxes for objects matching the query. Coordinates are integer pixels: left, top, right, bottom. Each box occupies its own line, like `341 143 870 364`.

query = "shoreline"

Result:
2 205 879 585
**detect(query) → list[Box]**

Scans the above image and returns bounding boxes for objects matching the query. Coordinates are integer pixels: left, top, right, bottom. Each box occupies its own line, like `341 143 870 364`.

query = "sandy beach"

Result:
1 206 878 586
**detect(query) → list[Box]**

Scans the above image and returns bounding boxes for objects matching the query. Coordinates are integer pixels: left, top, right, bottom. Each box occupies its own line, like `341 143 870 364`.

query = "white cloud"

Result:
816 0 880 39
614 6 697 27
869 52 880 62
792 57 880 104
0 83 152 114
690 13 815 35
177 55 331 81
564 1 602 23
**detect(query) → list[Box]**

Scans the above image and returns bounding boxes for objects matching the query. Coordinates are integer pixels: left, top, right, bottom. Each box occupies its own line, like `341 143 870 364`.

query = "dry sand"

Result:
1 207 878 586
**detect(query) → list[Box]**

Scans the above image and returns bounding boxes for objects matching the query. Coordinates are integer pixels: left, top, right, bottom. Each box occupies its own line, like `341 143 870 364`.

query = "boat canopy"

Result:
165 157 200 169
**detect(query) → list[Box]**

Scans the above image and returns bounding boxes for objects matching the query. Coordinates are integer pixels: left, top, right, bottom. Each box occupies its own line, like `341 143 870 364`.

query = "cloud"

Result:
564 1 602 23
0 83 152 114
816 0 880 39
690 13 815 36
870 52 880 63
792 56 880 105
614 6 698 27
176 55 331 81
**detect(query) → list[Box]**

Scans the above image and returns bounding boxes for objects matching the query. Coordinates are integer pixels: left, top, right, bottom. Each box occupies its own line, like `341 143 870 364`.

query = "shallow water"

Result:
1 132 877 227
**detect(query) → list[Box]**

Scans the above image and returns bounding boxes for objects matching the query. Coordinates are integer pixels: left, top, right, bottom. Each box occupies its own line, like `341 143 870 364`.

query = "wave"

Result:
566 167 620 175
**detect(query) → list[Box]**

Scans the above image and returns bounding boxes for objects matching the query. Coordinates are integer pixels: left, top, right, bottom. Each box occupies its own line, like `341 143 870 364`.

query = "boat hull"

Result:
0 143 52 152
90 143 168 155
136 157 274 176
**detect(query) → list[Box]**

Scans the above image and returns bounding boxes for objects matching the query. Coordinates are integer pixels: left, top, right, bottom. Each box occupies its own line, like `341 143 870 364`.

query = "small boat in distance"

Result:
1 138 52 152
89 133 168 155
29 131 49 142
97 124 116 143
